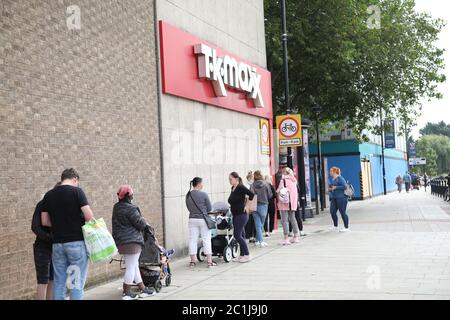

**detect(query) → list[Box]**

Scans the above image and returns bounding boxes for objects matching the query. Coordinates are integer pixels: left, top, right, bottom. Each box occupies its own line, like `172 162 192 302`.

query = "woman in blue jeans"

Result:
328 167 350 232
228 172 254 263
250 170 273 247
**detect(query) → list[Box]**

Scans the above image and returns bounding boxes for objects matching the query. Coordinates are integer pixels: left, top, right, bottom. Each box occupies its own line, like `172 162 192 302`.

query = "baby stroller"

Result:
139 226 172 292
197 202 239 263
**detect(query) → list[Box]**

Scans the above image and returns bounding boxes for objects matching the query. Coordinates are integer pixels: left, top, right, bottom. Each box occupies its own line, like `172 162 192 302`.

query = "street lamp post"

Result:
312 103 325 211
298 119 312 220
280 0 293 169
315 113 325 210
380 106 387 195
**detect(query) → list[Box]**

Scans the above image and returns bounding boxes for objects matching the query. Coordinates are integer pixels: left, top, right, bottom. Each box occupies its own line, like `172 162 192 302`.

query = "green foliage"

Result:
415 134 450 174
265 0 446 138
419 121 450 138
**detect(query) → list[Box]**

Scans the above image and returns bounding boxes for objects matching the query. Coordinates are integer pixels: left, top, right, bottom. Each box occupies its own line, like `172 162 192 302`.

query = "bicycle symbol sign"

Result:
279 118 298 137
276 114 302 147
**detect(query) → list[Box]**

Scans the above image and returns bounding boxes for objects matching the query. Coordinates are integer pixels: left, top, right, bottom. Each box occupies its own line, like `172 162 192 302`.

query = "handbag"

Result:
244 194 258 214
188 191 216 230
245 185 258 214
344 180 354 198
278 179 290 204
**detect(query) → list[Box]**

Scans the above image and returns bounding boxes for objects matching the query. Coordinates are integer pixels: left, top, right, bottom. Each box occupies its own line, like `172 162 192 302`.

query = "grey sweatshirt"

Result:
186 190 212 219
251 180 273 204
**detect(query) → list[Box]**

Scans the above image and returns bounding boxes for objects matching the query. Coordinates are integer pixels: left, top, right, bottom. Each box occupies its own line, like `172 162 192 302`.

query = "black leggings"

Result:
289 210 303 232
233 214 250 256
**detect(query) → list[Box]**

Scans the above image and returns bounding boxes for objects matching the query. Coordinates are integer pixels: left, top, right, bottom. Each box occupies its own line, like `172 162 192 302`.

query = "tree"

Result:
265 0 446 138
415 134 450 174
419 121 450 138
412 143 437 176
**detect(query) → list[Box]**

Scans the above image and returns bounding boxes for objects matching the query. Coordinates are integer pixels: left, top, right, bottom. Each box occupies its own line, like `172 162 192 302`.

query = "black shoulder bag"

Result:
188 191 216 230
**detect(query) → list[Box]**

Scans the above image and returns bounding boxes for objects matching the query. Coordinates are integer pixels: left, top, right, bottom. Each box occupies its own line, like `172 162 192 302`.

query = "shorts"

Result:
33 243 54 284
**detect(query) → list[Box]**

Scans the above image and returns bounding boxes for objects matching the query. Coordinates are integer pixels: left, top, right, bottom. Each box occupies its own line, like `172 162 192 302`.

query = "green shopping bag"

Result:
82 218 118 263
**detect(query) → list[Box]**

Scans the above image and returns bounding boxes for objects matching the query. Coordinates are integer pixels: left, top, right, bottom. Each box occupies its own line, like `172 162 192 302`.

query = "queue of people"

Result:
32 166 352 299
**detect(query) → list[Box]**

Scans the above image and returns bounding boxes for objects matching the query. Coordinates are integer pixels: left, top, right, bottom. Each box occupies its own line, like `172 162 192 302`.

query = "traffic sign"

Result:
409 157 426 165
259 119 270 155
276 114 302 147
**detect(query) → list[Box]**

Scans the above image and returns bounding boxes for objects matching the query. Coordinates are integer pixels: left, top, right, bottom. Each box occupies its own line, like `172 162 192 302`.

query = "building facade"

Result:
309 119 408 200
1 0 272 299
155 0 272 253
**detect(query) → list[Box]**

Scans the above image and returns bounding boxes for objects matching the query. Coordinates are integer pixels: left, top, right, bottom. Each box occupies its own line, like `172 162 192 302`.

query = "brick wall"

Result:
0 0 162 299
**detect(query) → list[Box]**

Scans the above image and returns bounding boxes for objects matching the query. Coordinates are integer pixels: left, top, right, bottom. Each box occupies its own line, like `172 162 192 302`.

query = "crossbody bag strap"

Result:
188 191 206 215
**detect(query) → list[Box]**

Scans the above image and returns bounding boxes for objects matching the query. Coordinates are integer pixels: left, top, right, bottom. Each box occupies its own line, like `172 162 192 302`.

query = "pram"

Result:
139 226 172 292
110 226 172 293
197 202 239 263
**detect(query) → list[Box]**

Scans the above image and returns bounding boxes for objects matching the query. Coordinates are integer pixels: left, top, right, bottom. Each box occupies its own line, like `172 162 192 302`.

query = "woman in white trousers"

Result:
185 177 216 268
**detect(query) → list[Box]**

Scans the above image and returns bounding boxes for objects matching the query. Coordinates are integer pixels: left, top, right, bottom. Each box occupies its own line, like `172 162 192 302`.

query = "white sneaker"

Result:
339 228 350 232
122 292 139 300
239 255 251 263
260 242 268 247
232 256 243 262
300 231 307 236
254 241 261 247
329 226 338 231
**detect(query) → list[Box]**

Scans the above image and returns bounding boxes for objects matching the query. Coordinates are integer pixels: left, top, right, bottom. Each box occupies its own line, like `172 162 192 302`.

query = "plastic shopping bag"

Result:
82 218 118 263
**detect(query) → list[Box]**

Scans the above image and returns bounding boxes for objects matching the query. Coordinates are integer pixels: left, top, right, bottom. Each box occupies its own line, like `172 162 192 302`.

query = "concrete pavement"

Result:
84 189 450 300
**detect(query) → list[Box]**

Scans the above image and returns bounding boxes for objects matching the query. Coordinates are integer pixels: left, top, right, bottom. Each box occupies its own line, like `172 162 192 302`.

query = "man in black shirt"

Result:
41 168 95 300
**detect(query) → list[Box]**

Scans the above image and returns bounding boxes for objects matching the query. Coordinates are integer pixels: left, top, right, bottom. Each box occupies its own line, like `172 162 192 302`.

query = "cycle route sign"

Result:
276 114 302 147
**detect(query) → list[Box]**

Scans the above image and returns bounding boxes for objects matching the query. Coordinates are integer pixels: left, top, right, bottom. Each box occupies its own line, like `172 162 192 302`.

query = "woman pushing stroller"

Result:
112 185 158 300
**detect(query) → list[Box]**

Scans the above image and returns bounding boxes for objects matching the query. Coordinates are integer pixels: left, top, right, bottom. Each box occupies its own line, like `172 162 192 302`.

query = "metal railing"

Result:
430 177 450 202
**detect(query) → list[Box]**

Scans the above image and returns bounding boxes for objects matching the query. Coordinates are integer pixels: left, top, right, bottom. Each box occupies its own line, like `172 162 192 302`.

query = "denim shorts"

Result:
33 243 54 284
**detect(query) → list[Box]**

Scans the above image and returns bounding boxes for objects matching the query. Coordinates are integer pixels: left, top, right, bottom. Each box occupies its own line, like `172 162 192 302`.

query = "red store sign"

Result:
158 21 273 120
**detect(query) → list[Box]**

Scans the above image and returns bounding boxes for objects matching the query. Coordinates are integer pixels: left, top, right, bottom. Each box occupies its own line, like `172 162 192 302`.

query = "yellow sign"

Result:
276 114 302 147
259 119 270 155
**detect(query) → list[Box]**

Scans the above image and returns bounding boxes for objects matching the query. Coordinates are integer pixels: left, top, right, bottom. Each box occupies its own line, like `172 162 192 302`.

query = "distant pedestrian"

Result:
395 175 403 193
328 167 350 232
263 175 276 236
185 177 216 268
424 173 428 192
31 182 60 300
277 167 300 245
228 172 254 263
403 172 412 193
40 168 94 300
411 173 419 190
250 171 273 247
112 185 156 300
243 171 256 243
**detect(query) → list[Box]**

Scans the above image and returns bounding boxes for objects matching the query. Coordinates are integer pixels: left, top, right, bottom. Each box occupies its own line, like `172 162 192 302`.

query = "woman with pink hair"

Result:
112 185 156 300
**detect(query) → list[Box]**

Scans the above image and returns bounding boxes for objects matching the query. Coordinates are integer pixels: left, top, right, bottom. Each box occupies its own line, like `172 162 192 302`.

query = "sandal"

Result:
189 262 196 268
207 261 217 268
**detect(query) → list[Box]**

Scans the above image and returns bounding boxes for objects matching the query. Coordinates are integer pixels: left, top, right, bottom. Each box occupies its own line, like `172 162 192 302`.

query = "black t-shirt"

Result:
41 185 89 244
228 184 254 216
